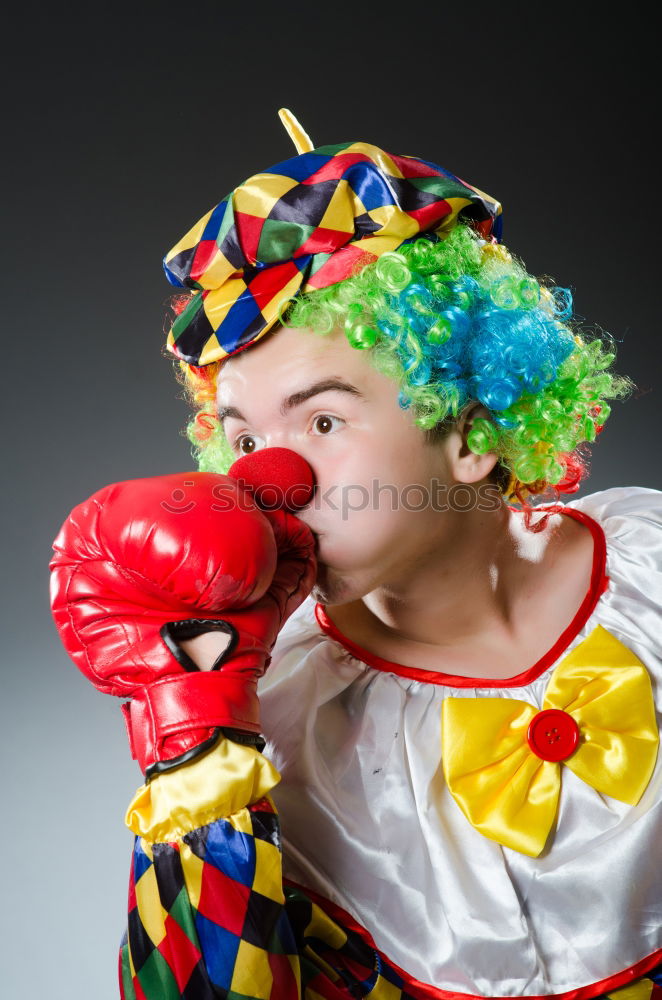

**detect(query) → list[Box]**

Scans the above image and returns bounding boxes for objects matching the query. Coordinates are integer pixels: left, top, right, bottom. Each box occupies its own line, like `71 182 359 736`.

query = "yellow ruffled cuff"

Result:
125 737 282 844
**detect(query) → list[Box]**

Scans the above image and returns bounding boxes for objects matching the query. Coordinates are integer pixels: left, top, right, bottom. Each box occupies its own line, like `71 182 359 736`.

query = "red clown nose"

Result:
228 447 315 512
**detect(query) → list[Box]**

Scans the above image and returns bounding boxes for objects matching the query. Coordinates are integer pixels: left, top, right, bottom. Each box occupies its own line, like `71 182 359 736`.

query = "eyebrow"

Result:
217 377 366 425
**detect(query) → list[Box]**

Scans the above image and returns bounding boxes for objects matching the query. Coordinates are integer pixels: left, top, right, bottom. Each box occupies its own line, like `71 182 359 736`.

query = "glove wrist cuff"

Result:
123 671 264 776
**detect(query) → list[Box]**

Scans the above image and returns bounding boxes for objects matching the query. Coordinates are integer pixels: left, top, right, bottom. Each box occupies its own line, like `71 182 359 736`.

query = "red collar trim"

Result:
314 505 610 689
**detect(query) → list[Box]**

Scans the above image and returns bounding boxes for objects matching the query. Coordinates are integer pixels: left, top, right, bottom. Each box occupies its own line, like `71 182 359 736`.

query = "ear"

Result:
445 402 500 485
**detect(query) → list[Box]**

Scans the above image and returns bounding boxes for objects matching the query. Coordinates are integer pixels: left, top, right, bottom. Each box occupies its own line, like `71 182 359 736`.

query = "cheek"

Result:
315 474 421 570
318 509 400 571
307 428 439 564
316 433 412 498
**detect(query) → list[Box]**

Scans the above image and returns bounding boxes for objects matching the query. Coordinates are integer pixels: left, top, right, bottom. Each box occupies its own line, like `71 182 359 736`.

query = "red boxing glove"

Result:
49 471 316 777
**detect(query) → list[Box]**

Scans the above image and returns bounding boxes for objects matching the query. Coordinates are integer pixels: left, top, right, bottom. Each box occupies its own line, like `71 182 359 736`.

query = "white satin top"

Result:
258 487 662 998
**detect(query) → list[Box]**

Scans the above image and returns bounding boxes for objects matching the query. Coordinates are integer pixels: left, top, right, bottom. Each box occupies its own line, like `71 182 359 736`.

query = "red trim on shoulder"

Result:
284 877 661 1000
314 504 610 689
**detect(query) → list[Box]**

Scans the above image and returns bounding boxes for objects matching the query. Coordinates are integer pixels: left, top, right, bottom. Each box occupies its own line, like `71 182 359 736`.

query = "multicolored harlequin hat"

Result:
164 110 502 367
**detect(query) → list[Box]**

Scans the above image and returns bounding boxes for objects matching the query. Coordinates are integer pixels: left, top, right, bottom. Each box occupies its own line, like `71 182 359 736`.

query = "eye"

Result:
311 414 345 435
234 433 266 455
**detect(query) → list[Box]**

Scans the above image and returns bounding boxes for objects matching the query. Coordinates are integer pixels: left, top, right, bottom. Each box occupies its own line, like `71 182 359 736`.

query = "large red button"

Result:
527 709 580 762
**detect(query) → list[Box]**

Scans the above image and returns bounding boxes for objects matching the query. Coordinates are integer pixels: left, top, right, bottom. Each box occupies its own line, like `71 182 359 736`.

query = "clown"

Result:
50 110 662 999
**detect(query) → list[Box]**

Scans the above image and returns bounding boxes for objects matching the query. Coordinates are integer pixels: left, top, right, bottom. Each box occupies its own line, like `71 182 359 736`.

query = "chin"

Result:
311 560 371 606
311 562 355 606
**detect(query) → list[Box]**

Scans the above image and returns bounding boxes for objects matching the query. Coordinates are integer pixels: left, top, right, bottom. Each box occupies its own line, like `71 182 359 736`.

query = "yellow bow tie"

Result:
441 626 659 857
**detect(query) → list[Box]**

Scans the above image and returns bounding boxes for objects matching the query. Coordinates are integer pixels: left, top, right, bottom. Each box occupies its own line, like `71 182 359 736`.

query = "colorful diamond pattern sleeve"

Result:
120 797 299 999
119 736 474 1000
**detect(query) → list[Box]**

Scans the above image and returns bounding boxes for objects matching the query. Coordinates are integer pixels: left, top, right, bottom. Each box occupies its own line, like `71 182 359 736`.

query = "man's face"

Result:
216 325 466 605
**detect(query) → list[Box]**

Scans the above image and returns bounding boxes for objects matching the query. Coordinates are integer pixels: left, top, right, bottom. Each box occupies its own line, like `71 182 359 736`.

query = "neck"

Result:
337 502 566 653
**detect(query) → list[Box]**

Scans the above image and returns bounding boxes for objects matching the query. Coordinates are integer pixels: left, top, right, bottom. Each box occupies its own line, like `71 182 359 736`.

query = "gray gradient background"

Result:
2 3 660 997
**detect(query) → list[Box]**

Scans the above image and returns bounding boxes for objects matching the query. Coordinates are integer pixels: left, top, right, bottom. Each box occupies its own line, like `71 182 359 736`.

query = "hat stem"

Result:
278 108 314 153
